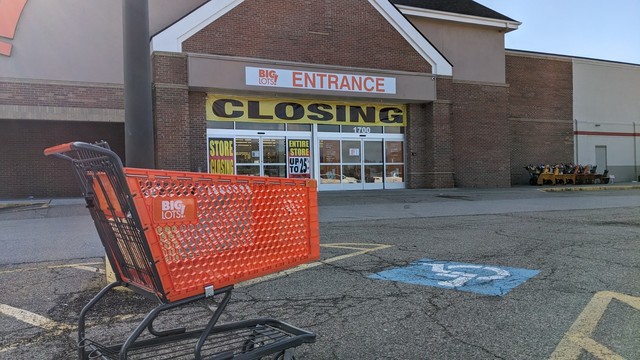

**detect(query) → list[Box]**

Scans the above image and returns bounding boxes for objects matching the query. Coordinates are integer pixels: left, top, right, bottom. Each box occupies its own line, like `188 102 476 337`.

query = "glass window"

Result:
236 122 285 131
385 166 403 183
263 138 286 163
383 126 404 134
341 165 361 183
237 165 260 176
342 125 383 134
341 140 361 163
365 165 383 184
207 121 234 129
385 141 404 163
236 138 259 164
318 124 340 132
319 165 341 184
287 124 312 132
319 140 340 163
264 165 287 177
364 141 383 163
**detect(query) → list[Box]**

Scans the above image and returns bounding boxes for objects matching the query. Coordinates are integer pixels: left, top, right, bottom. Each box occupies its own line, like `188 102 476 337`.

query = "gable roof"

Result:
390 0 515 21
151 0 453 76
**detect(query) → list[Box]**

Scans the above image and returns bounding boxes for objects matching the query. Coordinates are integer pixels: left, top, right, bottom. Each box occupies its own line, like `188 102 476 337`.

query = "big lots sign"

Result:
246 67 396 94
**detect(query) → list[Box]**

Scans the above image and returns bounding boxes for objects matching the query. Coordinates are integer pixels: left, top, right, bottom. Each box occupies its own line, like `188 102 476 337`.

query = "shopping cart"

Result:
44 141 320 360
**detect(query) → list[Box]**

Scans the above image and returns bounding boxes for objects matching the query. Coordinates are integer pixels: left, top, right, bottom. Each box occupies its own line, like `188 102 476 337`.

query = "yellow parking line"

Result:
0 303 74 335
549 291 640 359
0 261 103 275
239 243 391 287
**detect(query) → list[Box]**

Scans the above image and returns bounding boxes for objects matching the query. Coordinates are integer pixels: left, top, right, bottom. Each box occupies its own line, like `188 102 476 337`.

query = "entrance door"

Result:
236 137 287 177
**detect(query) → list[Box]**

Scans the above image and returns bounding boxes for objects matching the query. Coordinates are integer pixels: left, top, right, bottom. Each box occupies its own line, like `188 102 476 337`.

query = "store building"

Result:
1 0 639 198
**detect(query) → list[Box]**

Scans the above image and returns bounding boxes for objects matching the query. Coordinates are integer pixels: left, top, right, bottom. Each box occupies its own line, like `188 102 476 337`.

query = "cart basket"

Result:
45 141 320 302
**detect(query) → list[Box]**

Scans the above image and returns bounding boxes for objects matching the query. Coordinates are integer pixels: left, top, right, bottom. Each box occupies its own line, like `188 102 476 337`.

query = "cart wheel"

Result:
241 338 265 353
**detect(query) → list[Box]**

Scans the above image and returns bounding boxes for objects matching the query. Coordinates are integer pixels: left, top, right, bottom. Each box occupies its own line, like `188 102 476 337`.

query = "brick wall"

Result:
0 120 124 198
189 92 207 172
152 53 191 171
406 100 454 188
182 0 430 73
0 81 122 109
506 54 573 184
451 81 510 187
0 79 125 198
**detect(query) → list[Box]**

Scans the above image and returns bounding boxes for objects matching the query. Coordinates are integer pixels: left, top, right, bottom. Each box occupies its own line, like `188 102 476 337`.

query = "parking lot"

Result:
1 187 639 359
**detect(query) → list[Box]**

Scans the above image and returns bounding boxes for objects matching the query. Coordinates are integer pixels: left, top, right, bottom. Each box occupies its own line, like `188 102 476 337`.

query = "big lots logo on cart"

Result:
153 197 197 223
258 69 279 85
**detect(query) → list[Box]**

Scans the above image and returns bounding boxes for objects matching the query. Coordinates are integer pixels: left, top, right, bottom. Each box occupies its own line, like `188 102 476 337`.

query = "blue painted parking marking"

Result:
369 259 539 296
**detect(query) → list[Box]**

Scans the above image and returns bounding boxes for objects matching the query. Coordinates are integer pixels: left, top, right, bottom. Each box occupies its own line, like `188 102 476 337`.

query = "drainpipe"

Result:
122 0 155 168
574 119 579 165
634 122 637 181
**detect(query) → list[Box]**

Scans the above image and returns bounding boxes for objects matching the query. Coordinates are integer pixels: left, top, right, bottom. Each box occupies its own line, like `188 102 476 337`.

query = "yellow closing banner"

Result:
206 95 406 126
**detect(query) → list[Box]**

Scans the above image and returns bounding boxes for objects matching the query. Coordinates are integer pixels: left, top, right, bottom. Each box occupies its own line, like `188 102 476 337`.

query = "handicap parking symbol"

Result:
369 259 539 296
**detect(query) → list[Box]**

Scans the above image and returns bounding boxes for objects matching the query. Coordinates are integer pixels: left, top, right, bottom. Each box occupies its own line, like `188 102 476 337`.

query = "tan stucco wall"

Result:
0 0 206 84
573 58 640 171
407 17 506 84
573 59 640 126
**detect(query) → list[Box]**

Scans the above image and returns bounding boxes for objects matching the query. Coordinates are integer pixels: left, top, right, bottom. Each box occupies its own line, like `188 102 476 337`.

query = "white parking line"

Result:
238 243 391 287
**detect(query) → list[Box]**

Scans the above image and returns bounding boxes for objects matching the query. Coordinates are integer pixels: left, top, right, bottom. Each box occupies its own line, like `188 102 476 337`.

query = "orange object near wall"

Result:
123 168 320 302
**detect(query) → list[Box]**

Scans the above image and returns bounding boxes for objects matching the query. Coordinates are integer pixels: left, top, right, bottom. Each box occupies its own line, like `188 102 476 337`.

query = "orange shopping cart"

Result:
45 141 320 360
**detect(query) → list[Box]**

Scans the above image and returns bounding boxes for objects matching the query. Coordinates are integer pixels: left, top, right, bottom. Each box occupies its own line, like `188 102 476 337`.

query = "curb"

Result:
542 185 640 192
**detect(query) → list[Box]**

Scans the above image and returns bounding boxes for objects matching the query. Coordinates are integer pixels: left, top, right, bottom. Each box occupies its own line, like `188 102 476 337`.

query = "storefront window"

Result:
341 165 361 183
383 126 404 134
236 122 285 131
318 125 340 132
342 125 383 134
319 140 340 184
341 140 361 163
263 139 286 163
385 140 404 183
286 124 312 131
207 121 234 129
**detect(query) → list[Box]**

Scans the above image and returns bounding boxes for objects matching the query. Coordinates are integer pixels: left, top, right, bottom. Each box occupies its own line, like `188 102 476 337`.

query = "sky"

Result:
473 0 640 64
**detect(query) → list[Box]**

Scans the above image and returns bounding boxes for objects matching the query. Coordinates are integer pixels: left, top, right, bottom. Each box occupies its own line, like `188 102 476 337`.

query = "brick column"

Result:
152 52 190 171
406 100 455 189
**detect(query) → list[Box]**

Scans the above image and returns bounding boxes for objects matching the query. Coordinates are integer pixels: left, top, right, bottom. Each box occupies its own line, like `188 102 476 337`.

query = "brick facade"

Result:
182 0 431 74
451 81 510 187
0 81 124 198
1 2 582 198
406 99 455 188
0 119 124 198
506 54 574 184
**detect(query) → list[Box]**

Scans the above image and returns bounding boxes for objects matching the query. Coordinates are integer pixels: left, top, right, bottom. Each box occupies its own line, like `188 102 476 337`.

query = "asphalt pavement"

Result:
1 184 639 359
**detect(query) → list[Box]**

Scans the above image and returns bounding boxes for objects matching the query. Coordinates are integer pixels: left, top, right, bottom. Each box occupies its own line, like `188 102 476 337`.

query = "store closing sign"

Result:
288 139 310 179
209 138 234 175
206 95 406 126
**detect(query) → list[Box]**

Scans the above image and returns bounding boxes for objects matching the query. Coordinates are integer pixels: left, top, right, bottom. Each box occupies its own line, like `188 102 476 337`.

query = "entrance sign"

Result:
206 95 406 126
370 259 539 296
208 138 234 175
246 67 396 94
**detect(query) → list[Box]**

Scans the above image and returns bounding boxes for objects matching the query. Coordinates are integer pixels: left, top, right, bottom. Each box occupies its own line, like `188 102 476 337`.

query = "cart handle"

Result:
44 141 123 168
44 142 75 156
